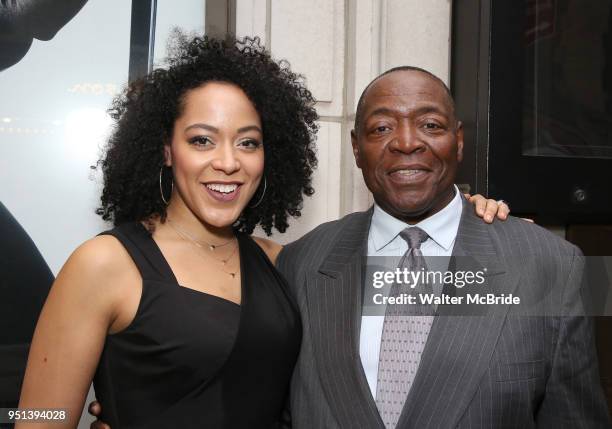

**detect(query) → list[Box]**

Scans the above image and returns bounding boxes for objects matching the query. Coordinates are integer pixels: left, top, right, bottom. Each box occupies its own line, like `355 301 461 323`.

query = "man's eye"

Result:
374 126 391 133
424 122 442 130
188 136 213 146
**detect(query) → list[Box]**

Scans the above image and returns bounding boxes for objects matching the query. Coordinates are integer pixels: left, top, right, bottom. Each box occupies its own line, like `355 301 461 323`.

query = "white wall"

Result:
236 0 452 243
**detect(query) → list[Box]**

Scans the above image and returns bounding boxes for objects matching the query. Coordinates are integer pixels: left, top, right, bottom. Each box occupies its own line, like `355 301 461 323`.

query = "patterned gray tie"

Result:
375 227 434 429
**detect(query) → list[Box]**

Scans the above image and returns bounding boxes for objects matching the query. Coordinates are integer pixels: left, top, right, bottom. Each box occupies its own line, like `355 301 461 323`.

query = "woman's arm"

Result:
16 236 136 429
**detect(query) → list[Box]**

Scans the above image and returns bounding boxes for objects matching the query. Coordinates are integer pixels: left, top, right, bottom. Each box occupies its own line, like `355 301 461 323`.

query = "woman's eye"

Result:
188 136 213 146
238 139 262 149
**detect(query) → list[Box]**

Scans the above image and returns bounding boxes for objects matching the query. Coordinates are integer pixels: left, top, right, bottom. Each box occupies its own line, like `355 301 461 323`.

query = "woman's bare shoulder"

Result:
252 236 283 265
58 234 139 297
68 234 133 273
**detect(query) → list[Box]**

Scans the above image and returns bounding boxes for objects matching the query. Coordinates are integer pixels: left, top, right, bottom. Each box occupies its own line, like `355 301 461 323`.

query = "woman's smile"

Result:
203 181 242 202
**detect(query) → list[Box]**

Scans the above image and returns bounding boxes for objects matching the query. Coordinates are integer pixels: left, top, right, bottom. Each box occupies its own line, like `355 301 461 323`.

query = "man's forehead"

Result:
365 70 447 102
362 72 452 116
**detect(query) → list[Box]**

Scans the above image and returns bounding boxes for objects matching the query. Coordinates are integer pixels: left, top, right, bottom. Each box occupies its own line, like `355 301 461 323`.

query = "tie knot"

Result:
399 227 429 249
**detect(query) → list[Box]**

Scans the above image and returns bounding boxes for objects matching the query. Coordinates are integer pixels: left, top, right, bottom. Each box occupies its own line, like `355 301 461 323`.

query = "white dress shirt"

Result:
359 185 463 397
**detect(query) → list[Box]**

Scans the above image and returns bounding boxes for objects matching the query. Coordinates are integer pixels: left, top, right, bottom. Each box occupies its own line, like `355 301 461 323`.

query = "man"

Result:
275 67 610 428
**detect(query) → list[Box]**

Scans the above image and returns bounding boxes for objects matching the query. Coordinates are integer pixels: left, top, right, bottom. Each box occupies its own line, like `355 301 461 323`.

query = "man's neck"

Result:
377 186 457 225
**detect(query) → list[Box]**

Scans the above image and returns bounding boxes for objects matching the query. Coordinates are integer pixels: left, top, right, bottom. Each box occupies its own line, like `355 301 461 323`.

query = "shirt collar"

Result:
370 185 463 252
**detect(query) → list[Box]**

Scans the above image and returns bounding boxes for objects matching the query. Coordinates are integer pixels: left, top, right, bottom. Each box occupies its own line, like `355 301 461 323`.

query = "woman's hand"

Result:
88 401 110 429
465 193 510 223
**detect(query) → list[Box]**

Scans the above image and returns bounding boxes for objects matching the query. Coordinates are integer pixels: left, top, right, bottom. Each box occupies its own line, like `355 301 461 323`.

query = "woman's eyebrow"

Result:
237 125 262 134
184 123 218 133
183 123 262 134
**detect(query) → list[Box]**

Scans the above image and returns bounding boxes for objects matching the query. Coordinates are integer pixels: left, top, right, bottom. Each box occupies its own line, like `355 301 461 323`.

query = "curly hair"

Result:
96 34 318 235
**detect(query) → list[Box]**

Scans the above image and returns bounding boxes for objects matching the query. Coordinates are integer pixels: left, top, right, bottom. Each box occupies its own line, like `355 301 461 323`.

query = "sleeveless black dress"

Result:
92 222 301 429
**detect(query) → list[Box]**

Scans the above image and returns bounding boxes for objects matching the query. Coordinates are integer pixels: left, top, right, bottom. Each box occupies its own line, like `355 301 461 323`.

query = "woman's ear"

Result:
163 145 172 167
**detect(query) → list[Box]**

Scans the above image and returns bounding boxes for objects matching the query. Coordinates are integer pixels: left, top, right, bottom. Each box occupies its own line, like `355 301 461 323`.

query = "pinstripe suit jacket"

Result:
276 198 611 428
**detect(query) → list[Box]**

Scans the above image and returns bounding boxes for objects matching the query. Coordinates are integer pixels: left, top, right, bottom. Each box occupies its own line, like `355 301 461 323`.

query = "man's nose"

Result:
389 122 425 153
211 143 240 174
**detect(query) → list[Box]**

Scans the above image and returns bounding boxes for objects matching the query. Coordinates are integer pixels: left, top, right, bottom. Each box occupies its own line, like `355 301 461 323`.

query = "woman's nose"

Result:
210 144 240 174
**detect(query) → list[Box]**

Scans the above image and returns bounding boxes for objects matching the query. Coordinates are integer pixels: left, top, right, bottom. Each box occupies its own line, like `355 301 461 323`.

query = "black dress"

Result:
93 222 301 429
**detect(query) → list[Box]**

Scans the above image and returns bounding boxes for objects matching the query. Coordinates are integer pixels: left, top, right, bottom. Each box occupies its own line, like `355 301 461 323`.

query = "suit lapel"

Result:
305 208 384 429
396 198 518 428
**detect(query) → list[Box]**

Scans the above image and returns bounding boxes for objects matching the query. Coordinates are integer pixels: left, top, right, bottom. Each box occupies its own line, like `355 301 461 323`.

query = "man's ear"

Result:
163 144 172 167
455 121 464 163
351 129 362 169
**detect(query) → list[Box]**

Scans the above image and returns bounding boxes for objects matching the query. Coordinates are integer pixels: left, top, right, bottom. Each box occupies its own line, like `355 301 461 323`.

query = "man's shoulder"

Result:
489 215 581 258
280 210 370 263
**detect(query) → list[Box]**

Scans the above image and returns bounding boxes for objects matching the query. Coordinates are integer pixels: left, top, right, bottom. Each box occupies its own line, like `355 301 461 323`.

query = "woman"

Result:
18 35 508 429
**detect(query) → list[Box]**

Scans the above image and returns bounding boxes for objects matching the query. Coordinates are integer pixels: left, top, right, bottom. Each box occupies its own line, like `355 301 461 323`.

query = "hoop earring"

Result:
159 166 173 205
249 176 267 208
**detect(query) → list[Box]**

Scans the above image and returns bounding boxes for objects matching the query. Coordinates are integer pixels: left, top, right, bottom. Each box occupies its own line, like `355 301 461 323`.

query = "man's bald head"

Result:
354 66 456 135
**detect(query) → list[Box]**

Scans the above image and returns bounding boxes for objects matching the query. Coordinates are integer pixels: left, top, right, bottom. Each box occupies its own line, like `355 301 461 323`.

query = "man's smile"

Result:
387 164 432 184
